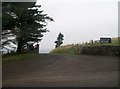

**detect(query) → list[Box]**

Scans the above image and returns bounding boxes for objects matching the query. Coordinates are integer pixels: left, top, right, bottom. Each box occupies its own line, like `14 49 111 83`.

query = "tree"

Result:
2 2 54 52
55 33 64 48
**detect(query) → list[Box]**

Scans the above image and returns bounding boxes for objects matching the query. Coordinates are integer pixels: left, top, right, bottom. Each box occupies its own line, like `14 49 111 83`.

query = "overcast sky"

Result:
36 0 119 53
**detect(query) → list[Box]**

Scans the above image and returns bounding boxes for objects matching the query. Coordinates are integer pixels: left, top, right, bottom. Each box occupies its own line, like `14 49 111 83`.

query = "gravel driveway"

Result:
2 54 118 87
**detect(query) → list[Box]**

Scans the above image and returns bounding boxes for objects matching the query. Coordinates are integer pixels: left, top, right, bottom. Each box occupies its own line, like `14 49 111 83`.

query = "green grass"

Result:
50 37 120 55
112 37 120 45
2 53 39 65
50 44 75 54
83 37 120 47
2 37 119 64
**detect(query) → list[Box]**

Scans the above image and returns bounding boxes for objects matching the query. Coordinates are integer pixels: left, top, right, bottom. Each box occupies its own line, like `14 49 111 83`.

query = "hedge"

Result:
80 45 120 56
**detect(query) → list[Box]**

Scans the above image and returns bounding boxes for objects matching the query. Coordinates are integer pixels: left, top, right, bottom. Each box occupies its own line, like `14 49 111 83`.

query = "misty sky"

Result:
36 0 118 53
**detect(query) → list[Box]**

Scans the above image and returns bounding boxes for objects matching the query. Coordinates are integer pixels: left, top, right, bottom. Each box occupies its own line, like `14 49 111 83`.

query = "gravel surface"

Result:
2 54 118 87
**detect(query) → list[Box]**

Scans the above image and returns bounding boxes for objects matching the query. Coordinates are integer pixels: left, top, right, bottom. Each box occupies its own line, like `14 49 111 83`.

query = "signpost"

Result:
100 38 111 43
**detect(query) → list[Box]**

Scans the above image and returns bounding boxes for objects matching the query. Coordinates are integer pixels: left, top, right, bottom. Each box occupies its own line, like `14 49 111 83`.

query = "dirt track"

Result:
3 54 118 87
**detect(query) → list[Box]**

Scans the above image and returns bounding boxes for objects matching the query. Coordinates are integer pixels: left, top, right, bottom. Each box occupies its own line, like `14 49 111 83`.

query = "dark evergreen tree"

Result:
55 33 64 48
2 2 54 52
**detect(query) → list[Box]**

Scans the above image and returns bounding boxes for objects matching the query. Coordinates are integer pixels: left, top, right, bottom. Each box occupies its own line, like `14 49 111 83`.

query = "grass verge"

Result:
50 37 120 56
2 53 39 65
50 44 75 55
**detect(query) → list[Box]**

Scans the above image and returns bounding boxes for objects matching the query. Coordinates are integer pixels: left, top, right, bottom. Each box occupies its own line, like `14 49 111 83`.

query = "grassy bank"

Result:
50 37 120 56
2 53 39 65
50 44 75 55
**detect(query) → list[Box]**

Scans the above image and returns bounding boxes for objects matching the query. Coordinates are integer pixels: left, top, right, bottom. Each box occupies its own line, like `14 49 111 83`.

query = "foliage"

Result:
81 45 120 56
2 2 54 52
54 33 64 48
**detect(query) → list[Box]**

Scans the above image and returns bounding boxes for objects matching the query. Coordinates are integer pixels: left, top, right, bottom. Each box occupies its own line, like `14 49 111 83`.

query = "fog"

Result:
36 0 118 53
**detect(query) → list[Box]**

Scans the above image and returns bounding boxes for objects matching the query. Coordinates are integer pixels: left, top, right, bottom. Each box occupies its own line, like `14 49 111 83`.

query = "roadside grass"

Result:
112 37 120 45
2 37 119 64
50 44 75 55
83 43 119 47
2 53 39 65
83 38 120 47
50 37 120 55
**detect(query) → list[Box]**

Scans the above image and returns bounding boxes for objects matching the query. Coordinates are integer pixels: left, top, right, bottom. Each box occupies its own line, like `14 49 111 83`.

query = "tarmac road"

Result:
2 54 118 87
